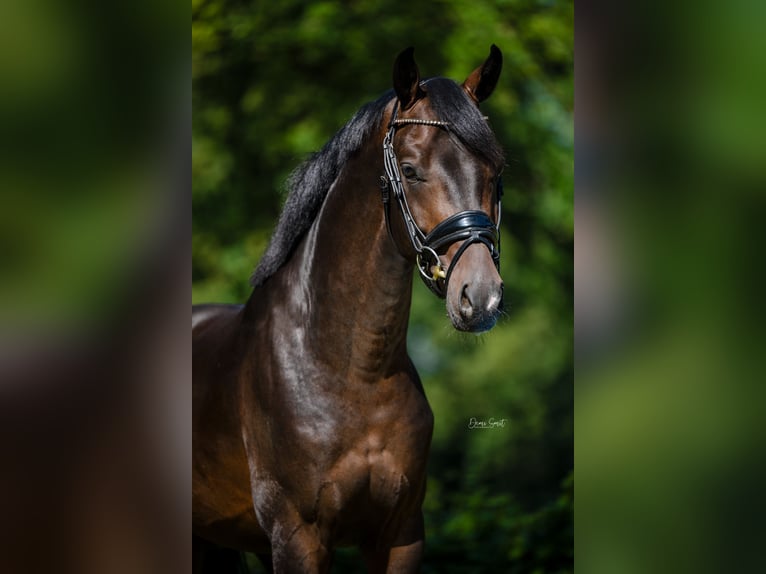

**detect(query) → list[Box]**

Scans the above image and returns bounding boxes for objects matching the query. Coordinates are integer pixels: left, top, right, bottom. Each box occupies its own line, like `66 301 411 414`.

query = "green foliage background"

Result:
192 0 572 571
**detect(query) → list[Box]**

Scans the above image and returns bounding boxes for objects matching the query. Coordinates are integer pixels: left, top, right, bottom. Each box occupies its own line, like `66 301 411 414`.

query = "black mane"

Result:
250 79 504 289
249 92 390 288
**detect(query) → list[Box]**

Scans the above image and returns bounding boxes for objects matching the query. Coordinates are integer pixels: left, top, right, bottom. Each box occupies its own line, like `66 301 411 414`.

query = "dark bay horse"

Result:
193 46 505 573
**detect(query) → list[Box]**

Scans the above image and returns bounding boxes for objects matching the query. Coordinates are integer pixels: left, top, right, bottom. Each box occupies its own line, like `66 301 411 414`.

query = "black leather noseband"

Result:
380 103 502 298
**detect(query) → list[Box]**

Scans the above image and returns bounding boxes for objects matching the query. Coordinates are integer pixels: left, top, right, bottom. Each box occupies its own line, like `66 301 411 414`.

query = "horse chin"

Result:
447 305 499 334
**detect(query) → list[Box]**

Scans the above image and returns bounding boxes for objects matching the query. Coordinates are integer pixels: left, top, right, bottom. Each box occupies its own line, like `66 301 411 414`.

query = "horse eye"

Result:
401 164 418 181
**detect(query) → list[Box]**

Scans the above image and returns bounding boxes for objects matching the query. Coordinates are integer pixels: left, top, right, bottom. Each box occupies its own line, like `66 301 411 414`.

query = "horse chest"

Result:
287 396 426 513
252 344 433 535
309 431 422 538
312 396 432 529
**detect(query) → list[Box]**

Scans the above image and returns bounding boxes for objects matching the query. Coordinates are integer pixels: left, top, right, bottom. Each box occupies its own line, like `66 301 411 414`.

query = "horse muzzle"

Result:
445 243 504 333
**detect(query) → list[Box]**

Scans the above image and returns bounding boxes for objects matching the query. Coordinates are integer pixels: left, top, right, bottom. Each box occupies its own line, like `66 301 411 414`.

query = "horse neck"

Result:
265 133 414 381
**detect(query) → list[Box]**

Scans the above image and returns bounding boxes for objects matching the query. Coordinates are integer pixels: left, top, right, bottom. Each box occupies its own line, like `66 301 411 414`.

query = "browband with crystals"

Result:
390 116 488 127
391 118 450 127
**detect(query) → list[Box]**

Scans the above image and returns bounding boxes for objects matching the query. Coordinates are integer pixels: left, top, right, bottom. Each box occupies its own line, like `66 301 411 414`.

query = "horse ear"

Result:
393 47 426 111
462 44 503 103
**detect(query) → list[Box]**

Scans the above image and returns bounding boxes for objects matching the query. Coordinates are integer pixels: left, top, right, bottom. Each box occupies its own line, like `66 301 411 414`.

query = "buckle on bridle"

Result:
416 246 446 282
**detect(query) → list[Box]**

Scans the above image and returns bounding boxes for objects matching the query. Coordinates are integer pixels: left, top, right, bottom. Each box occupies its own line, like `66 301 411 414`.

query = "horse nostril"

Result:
493 282 505 313
460 284 473 318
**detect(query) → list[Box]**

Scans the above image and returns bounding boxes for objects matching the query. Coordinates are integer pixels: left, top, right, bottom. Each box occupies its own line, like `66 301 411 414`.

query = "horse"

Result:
193 45 505 573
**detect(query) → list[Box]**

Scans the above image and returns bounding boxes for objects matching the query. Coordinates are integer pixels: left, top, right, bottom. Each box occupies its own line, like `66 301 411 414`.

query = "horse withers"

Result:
193 45 505 573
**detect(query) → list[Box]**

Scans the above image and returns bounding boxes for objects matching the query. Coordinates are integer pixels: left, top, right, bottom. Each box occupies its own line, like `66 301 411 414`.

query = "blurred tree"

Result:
193 0 572 571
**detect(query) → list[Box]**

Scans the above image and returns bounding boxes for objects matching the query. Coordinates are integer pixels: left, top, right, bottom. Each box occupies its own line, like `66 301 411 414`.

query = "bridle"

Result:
380 102 503 298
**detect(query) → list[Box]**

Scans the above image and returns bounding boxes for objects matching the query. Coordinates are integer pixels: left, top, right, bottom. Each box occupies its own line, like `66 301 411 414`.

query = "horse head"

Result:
383 45 505 333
